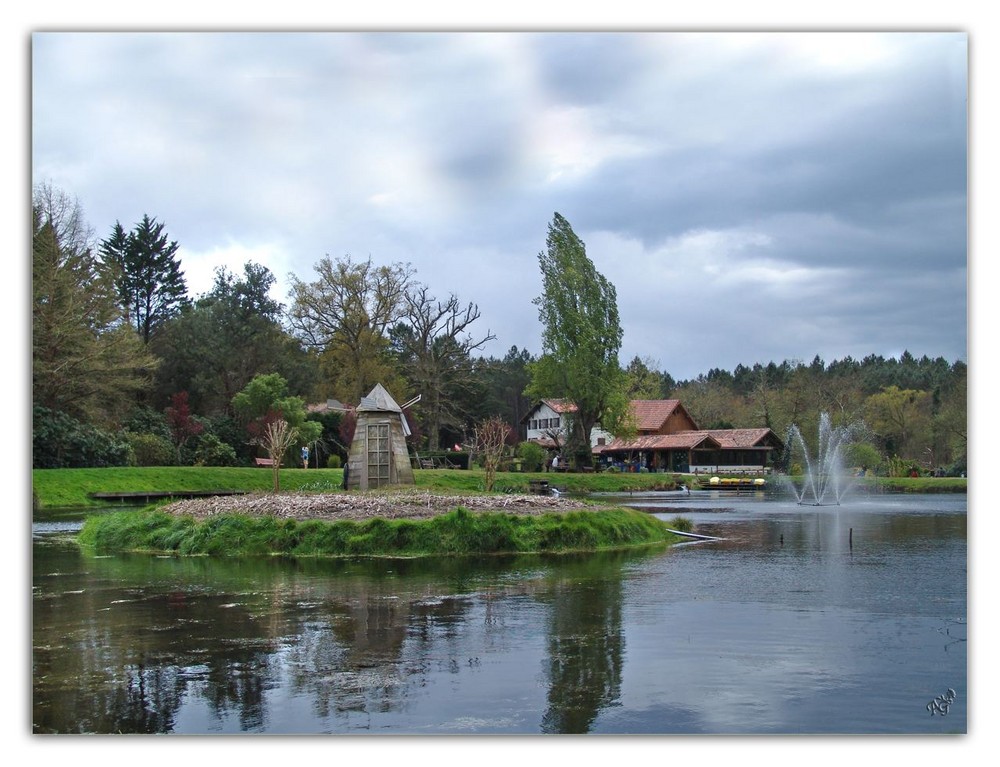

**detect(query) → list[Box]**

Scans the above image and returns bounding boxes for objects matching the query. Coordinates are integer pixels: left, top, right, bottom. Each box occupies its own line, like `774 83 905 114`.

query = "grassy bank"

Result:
77 505 681 558
859 476 967 494
32 466 967 510
31 466 695 510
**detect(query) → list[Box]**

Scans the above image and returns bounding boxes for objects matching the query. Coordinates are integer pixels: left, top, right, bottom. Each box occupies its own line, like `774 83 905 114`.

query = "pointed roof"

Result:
357 384 411 437
358 383 403 413
630 399 686 431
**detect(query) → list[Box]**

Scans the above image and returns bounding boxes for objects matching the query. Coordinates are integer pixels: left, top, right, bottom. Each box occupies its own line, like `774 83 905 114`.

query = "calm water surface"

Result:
32 492 967 734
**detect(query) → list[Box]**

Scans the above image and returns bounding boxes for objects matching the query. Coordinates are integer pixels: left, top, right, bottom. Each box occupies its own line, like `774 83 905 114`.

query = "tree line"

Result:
32 182 966 476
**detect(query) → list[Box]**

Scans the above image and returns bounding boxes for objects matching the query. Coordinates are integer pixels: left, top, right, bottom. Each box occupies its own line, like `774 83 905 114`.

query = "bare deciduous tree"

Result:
287 255 414 403
395 285 496 450
473 416 512 492
261 418 299 492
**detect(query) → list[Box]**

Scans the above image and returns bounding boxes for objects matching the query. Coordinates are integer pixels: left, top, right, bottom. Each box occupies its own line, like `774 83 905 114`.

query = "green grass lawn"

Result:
31 465 966 510
31 466 695 509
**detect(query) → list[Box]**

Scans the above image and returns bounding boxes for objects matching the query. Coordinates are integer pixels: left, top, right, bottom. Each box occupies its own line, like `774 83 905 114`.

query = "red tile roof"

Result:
630 399 683 431
689 429 782 449
600 433 722 453
526 398 682 426
541 398 578 414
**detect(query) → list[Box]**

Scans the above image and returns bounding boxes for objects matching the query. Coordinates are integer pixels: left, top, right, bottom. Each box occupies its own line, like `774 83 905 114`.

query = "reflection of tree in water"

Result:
200 645 271 730
540 553 626 734
32 581 276 733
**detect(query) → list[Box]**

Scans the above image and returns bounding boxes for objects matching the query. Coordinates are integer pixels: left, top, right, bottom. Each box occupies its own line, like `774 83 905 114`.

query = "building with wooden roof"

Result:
524 398 783 474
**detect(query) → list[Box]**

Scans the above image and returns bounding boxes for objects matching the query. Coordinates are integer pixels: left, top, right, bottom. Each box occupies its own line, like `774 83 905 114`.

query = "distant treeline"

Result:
663 352 966 474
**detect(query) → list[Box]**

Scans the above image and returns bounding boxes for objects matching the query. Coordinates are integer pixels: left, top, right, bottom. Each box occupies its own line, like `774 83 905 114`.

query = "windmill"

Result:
344 384 421 490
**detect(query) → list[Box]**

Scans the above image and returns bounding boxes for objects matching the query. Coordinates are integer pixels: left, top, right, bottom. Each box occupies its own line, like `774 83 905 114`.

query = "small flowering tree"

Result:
474 416 512 492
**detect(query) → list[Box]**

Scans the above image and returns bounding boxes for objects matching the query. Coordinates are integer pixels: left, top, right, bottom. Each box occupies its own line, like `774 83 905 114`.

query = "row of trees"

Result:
31 182 530 469
31 182 966 475
666 353 967 473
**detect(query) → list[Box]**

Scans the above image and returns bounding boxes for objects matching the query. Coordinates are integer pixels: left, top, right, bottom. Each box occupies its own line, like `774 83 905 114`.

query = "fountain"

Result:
784 413 865 506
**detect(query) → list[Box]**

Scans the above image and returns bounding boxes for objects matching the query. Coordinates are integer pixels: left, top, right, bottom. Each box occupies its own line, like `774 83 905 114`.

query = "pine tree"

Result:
100 214 189 344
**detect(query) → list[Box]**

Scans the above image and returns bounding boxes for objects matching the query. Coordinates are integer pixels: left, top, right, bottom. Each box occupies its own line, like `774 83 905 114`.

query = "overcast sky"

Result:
31 30 968 381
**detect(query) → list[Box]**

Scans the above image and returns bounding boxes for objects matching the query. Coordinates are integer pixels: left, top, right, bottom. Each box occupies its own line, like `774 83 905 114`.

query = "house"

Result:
524 398 783 474
522 398 699 448
522 399 579 448
685 428 786 474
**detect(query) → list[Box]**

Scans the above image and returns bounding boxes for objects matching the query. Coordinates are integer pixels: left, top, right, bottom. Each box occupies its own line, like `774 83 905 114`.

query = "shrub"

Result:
517 441 546 472
326 454 342 469
844 442 883 473
124 431 177 467
192 433 239 467
668 516 694 532
32 406 131 469
123 406 171 441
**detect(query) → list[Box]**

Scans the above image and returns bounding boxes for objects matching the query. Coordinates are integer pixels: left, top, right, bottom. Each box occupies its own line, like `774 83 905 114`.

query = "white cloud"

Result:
29 31 969 381
179 239 293 303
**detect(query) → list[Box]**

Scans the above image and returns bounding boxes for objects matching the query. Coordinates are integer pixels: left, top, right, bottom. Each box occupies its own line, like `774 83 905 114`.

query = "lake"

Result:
31 491 966 734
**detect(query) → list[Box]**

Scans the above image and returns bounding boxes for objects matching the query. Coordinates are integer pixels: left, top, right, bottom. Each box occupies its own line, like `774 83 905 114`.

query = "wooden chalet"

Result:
525 397 783 474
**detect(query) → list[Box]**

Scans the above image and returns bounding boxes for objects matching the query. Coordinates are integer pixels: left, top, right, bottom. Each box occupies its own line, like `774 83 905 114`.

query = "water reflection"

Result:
540 555 624 733
32 495 967 734
33 538 653 733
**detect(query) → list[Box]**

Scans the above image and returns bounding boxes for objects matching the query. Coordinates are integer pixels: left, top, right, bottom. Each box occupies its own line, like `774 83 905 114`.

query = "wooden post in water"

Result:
849 527 853 550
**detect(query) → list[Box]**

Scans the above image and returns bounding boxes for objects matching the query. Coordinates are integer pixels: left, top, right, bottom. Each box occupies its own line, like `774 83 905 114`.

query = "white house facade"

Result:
523 399 612 448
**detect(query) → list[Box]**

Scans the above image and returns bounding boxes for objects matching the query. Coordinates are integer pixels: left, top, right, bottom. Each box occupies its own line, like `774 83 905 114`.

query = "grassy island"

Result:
35 464 963 559
77 502 682 558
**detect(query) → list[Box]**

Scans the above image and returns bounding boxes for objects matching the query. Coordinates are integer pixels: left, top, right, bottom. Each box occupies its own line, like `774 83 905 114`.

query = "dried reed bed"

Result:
161 489 592 522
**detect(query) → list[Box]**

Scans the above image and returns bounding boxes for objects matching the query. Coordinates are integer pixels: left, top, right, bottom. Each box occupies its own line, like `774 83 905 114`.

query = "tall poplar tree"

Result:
527 213 631 467
100 214 189 344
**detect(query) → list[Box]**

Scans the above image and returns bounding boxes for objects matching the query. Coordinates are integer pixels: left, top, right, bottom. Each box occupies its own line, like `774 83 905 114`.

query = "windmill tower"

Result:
345 384 419 490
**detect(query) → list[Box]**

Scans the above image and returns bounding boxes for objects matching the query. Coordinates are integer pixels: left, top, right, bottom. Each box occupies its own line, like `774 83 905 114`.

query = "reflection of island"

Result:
539 553 626 733
33 549 486 732
32 543 642 733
